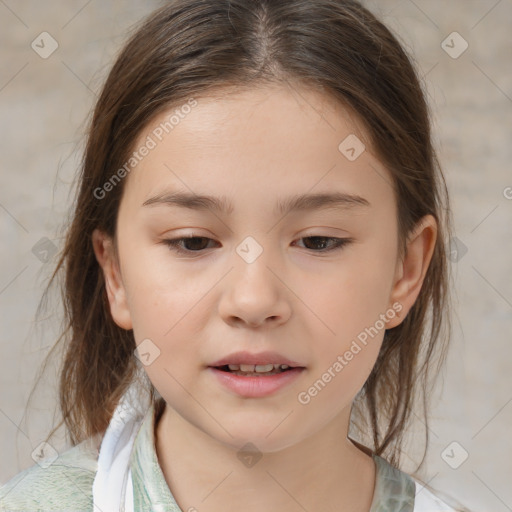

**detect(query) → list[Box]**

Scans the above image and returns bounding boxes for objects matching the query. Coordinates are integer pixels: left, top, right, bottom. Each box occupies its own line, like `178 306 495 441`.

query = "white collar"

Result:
92 384 149 512
92 384 457 512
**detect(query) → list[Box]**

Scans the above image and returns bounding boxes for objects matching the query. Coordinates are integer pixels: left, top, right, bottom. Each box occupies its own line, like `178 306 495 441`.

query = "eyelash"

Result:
162 235 353 256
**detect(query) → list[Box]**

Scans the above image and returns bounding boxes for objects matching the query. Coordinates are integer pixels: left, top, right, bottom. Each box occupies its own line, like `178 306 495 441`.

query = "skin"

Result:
93 83 437 512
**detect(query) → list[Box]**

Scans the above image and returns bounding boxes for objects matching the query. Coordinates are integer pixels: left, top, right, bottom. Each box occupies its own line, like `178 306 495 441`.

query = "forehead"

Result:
124 84 395 215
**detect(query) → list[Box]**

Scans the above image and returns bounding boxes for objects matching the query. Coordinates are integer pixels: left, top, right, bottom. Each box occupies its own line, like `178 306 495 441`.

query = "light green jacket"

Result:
0 403 426 511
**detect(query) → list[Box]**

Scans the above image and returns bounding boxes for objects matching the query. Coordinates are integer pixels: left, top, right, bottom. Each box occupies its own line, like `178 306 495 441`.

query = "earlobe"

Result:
387 215 437 328
92 229 133 330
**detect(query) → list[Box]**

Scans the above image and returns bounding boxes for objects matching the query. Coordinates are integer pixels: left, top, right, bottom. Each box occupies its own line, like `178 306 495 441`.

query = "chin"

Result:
207 421 304 455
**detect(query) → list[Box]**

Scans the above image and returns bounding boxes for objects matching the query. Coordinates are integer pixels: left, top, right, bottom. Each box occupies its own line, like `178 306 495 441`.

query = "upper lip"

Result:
209 351 305 368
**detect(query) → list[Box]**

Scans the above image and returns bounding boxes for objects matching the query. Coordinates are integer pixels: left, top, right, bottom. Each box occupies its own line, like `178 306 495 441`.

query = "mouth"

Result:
208 364 306 397
212 363 299 377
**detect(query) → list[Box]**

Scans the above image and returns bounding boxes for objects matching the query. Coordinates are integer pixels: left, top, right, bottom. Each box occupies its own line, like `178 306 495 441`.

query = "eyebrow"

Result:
142 190 371 216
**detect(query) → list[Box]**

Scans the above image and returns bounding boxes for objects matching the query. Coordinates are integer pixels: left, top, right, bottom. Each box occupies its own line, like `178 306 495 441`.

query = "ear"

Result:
386 215 437 329
92 228 133 330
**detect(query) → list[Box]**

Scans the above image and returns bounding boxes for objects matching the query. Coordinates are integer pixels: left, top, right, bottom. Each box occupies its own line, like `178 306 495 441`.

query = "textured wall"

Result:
0 2 511 511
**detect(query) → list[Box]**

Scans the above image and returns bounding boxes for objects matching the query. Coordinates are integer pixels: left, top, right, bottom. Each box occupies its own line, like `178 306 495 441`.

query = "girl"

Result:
1 0 468 510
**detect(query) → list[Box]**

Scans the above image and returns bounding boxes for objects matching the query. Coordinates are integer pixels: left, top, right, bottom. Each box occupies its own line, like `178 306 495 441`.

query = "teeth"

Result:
227 363 290 372
255 364 275 372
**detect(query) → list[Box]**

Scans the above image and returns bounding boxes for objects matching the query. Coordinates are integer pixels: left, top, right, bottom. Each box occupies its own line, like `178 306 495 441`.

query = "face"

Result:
93 84 436 453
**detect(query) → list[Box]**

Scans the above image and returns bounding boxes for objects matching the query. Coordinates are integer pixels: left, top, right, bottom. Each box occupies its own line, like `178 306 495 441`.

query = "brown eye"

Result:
162 235 353 257
294 236 353 252
163 236 218 255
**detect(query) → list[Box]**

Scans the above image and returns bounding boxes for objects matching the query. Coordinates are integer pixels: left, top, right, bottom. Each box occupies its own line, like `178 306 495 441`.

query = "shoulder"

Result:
0 435 101 512
413 479 461 511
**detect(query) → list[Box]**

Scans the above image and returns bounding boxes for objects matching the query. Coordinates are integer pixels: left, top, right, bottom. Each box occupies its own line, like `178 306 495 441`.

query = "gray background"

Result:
1 1 511 511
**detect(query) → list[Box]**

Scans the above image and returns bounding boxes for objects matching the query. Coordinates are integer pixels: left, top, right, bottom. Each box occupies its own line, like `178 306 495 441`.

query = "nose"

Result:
217 250 292 329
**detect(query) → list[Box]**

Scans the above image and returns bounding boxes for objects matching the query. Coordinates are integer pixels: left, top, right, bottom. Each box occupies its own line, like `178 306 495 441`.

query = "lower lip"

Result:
208 367 305 398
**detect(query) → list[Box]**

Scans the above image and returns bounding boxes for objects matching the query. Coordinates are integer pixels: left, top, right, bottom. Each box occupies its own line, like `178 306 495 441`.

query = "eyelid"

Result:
161 233 354 257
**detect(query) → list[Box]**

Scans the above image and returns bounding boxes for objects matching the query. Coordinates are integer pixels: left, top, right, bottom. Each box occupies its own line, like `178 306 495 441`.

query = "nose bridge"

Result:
230 233 279 290
217 232 291 327
235 234 269 266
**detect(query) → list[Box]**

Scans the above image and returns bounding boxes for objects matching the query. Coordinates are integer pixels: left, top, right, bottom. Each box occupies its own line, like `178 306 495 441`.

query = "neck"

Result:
154 402 376 512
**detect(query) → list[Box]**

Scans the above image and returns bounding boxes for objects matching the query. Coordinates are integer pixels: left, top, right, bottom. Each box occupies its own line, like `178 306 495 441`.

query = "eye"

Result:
292 236 353 252
162 235 353 256
162 235 219 256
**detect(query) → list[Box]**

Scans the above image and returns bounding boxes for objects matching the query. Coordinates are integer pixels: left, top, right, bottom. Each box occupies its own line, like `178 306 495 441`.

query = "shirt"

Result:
0 400 458 511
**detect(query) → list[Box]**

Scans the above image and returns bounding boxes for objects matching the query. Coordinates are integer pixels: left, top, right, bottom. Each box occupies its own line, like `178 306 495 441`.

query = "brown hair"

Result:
34 0 453 474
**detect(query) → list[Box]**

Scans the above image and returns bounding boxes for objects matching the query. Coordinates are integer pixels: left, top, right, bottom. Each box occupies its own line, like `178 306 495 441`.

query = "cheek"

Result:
120 246 213 369
304 254 395 344
126 268 205 341
120 239 193 322
125 267 207 395
300 239 396 392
